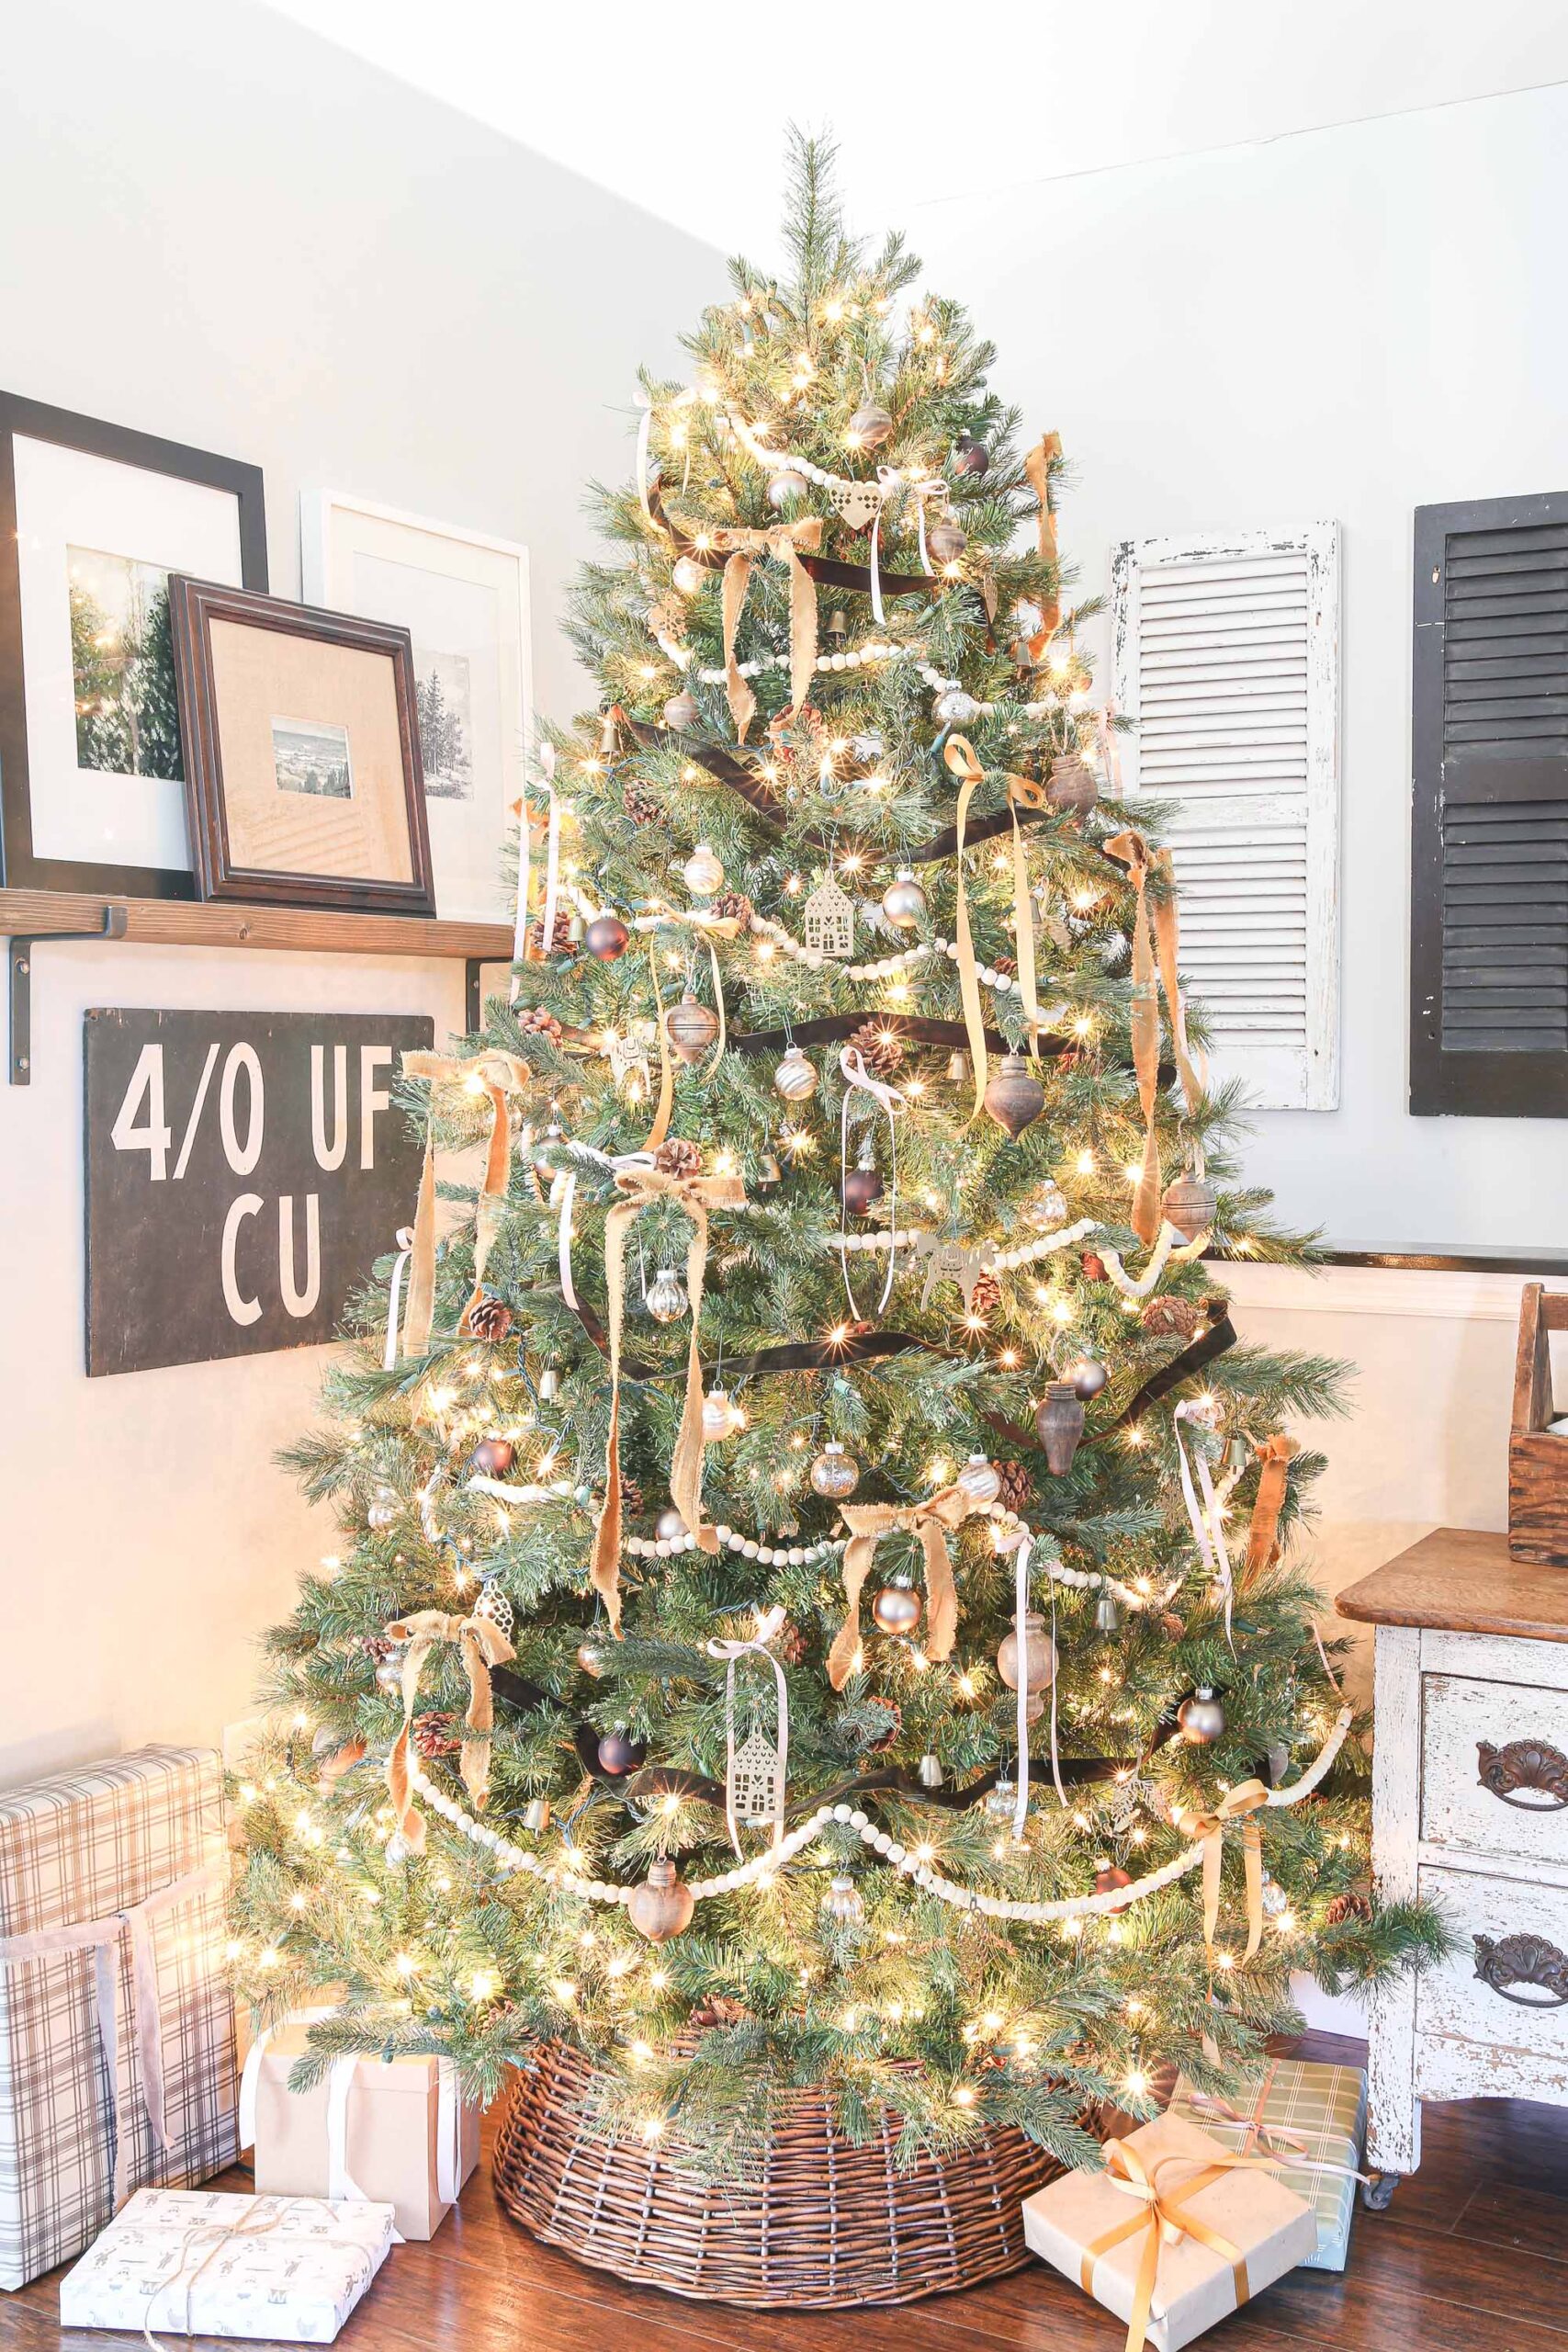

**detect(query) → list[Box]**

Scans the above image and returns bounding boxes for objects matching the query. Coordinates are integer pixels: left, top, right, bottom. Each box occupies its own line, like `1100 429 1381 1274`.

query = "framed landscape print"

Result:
168 578 435 917
0 392 267 897
301 490 532 920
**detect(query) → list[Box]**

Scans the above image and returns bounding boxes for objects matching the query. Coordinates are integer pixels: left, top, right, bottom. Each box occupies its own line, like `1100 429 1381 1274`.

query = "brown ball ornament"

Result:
953 435 990 477
840 1164 885 1217
627 1857 694 1943
597 1729 647 1776
927 518 967 565
583 914 629 962
469 1437 515 1478
984 1053 1045 1139
1094 1859 1134 1906
662 690 699 732
872 1583 922 1635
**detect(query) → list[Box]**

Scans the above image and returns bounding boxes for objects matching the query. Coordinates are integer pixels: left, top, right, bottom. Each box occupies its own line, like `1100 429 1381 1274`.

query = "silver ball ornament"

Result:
1178 1687 1226 1745
645 1266 688 1324
956 1453 1001 1504
880 868 928 928
681 842 724 895
773 1044 818 1101
934 687 980 725
849 402 894 450
655 1506 688 1543
872 1582 922 1635
702 1387 740 1442
767 469 811 508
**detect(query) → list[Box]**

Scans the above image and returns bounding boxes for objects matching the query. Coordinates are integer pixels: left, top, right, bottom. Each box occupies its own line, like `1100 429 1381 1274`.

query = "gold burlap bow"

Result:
592 1161 747 1634
1102 831 1202 1245
827 1483 988 1690
398 1051 535 1354
1082 2136 1267 2352
1171 1779 1270 1964
1022 429 1064 634
680 514 824 741
943 738 1049 1120
1242 1435 1299 1589
384 1608 516 1853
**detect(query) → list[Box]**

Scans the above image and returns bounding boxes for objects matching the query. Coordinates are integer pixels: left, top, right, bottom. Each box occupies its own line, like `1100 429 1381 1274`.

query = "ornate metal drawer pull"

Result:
1476 1738 1568 1810
1472 1932 1568 2007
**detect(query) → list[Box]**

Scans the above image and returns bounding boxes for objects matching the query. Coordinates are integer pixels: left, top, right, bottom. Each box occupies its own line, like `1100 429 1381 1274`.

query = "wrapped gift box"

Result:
243 2020 479 2240
1021 2110 1318 2351
0 1746 238 2290
1168 2057 1367 2272
59 2186 394 2342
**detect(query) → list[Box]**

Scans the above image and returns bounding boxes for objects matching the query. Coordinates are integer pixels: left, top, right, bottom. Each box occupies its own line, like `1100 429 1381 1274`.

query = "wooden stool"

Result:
1337 1529 1568 2206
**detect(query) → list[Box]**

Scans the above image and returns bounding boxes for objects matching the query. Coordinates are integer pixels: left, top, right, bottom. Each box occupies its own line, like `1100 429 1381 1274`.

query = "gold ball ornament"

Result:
577 1641 605 1678
665 991 720 1065
681 842 724 896
984 1052 1045 1139
997 1609 1058 1692
773 1043 818 1101
809 1441 860 1499
627 1857 694 1943
848 402 894 450
702 1387 740 1442
872 1581 922 1635
880 868 927 928
671 555 705 595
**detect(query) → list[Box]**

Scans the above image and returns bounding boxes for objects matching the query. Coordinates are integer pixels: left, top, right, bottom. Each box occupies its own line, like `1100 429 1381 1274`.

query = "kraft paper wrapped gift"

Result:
59 2186 394 2342
1168 2057 1367 2272
1021 2111 1318 2351
0 1746 238 2290
242 2020 479 2240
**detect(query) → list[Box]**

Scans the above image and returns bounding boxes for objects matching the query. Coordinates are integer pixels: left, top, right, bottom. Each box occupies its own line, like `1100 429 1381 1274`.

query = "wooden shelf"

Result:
0 887 513 963
1336 1526 1568 1644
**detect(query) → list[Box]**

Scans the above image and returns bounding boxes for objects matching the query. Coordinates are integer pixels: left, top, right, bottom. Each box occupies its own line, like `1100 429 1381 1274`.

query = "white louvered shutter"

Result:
1110 526 1341 1109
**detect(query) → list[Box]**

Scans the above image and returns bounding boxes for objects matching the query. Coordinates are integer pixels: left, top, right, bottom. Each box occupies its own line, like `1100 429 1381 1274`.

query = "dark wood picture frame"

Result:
168 577 436 918
0 391 268 899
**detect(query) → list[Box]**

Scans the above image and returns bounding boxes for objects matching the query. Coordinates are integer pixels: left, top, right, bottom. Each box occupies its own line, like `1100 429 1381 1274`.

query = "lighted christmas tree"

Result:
233 136 1440 2182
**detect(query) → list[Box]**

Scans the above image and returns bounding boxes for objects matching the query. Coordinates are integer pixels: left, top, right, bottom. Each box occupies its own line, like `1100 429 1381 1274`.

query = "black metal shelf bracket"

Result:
8 906 130 1084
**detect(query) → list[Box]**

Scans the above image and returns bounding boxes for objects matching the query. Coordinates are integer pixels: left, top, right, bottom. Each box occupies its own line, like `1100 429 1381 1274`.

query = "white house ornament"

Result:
731 1725 784 1826
803 872 855 958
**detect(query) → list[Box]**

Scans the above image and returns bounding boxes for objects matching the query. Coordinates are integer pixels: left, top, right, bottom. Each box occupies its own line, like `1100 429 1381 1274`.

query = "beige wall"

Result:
0 0 722 1785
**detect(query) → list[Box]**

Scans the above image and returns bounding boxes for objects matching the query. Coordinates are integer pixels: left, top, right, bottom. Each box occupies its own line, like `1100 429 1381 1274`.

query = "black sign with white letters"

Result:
84 1008 434 1375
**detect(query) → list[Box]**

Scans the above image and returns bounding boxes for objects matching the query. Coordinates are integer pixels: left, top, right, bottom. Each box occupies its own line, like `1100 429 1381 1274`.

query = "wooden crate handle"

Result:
1513 1283 1568 1435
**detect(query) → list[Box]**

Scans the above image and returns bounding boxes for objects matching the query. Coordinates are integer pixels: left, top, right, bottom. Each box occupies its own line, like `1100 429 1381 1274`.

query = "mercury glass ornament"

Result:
756 1147 784 1191
773 1043 818 1101
1259 1872 1290 1919
1029 1181 1069 1229
666 991 720 1064
872 1581 922 1635
927 518 968 565
1178 1687 1226 1745
1163 1171 1219 1245
1034 1382 1086 1475
385 1832 412 1867
583 914 629 962
809 1442 860 1500
367 1485 398 1531
662 689 699 731
473 1581 515 1641
645 1266 688 1324
881 868 927 927
702 1387 739 1442
671 555 705 595
918 1752 945 1789
577 1641 605 1678
985 1772 1017 1821
522 1797 551 1833
628 1857 694 1943
934 687 981 726
984 1053 1045 1139
957 1453 1001 1504
997 1610 1058 1693
767 468 811 508
821 1872 865 1925
849 401 893 450
1067 1355 1109 1400
682 841 724 895
655 1506 688 1543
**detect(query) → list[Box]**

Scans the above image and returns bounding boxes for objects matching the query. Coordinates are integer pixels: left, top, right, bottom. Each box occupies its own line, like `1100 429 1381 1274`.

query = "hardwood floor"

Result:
10 2032 1568 2350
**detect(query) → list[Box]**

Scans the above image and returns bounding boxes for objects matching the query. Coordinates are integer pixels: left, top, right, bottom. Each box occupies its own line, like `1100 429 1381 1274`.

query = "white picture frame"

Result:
300 490 533 922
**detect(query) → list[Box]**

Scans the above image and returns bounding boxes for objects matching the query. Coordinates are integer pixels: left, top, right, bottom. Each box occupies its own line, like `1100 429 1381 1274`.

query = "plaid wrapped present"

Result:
1168 2057 1367 2271
0 1746 238 2289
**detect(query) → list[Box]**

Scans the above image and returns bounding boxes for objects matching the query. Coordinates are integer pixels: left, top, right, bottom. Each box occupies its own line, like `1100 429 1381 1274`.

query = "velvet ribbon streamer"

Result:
1170 1779 1269 1964
1243 1434 1299 1587
1104 830 1203 1245
592 1162 746 1634
1083 2137 1276 2352
837 1044 905 1317
827 1482 988 1690
705 1604 790 1856
1173 1399 1237 1651
677 513 824 741
396 1050 533 1353
1022 430 1064 632
384 1609 515 1854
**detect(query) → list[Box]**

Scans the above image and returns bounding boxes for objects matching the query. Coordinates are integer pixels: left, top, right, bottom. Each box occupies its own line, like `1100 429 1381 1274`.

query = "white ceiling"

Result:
264 0 1568 260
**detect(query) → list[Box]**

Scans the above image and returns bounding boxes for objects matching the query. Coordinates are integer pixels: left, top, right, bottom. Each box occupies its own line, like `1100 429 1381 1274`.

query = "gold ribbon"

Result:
1022 430 1063 633
384 1608 515 1852
397 1050 535 1355
1103 831 1202 1245
1081 2136 1267 2352
591 1162 746 1634
827 1483 987 1689
943 739 1050 1113
1171 1779 1270 1963
1242 1435 1298 1589
679 514 824 741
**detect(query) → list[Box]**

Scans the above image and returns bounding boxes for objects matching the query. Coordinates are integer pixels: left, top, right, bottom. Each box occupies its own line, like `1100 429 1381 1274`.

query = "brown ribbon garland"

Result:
397 1050 534 1354
1242 1435 1299 1587
671 512 823 741
384 1608 515 1853
827 1482 991 1690
1103 831 1203 1246
591 1161 747 1634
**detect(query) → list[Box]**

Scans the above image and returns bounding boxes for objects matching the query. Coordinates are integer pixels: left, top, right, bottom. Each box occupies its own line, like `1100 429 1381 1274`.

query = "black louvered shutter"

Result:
1411 492 1568 1114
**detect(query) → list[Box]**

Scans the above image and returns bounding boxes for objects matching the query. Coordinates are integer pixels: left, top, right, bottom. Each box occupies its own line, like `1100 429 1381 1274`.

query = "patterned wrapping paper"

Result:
0 1746 238 2290
1168 2059 1367 2272
59 2187 395 2343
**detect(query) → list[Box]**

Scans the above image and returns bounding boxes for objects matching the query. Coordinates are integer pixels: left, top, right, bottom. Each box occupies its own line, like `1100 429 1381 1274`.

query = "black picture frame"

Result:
168 576 436 919
0 391 268 899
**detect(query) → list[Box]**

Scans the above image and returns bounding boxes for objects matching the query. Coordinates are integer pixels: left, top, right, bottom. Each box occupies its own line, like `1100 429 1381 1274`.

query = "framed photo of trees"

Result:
0 393 268 897
301 490 532 921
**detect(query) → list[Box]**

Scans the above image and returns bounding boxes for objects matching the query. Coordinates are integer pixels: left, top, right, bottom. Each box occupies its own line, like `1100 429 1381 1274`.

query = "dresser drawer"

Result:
1416 1863 1568 2067
1421 1672 1568 1866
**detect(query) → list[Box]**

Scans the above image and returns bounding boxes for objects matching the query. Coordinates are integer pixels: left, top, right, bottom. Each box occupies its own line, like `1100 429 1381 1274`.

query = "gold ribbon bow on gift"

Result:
942 736 1048 1124
395 1050 535 1355
677 514 824 741
384 1608 516 1853
1102 830 1203 1246
1083 2137 1274 2352
1171 1779 1271 1964
827 1483 989 1690
591 1159 747 1635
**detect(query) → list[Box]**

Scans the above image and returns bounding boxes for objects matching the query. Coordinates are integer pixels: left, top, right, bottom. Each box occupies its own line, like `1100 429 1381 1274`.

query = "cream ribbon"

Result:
1170 1779 1270 1964
1173 1400 1237 1651
510 744 559 997
0 1860 226 2211
906 470 949 577
634 385 655 525
382 1226 417 1371
838 1044 905 1317
705 1604 790 1857
123 2196 390 2352
383 1609 515 1854
679 514 823 740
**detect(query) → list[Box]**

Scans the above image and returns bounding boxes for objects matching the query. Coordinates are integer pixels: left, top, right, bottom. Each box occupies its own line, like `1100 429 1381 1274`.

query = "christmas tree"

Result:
233 135 1440 2182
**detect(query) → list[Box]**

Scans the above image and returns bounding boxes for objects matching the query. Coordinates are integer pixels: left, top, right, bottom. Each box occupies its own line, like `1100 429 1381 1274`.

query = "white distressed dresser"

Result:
1337 1528 1568 2205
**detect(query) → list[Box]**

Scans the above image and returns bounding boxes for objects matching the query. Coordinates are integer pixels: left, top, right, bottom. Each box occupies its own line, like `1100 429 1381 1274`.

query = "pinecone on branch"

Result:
967 1269 1003 1317
654 1137 703 1177
357 1634 397 1664
713 889 754 926
773 1619 808 1666
996 1460 1032 1515
1325 1890 1372 1926
868 1698 903 1753
847 1019 905 1078
992 954 1017 978
620 1473 645 1521
465 1293 513 1342
689 1994 750 2029
520 1004 565 1045
1142 1294 1220 1340
527 912 578 960
623 779 660 827
412 1711 463 1759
